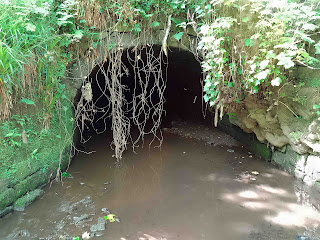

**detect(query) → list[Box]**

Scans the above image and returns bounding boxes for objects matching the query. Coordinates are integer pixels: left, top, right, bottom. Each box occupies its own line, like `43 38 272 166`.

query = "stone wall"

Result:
0 96 74 218
219 115 320 187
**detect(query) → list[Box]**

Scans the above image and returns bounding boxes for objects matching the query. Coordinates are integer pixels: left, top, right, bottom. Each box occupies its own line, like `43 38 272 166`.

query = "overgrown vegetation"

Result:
198 0 320 125
0 0 320 163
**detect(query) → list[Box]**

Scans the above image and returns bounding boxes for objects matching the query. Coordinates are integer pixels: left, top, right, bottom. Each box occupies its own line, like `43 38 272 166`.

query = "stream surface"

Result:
0 121 320 240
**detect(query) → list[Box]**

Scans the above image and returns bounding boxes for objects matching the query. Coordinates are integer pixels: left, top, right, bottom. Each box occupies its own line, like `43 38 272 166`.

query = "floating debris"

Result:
82 231 91 239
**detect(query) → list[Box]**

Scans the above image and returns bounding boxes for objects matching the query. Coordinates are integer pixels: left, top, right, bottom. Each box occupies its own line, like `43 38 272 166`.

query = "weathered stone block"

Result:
11 161 41 185
272 145 308 176
304 155 320 186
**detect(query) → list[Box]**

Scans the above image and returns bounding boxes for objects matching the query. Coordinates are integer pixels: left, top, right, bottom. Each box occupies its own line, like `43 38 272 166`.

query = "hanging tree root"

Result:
74 33 167 162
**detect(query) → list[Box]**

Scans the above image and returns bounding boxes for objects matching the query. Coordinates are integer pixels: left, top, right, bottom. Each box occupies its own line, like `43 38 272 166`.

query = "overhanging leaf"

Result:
173 32 184 41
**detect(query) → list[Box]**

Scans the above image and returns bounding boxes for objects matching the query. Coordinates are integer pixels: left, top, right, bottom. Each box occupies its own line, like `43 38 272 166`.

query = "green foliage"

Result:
314 103 320 119
0 0 212 121
61 172 70 178
198 0 320 110
0 0 73 120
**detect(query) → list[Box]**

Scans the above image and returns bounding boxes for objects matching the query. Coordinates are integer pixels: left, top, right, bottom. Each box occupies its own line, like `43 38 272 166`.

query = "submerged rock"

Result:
73 214 89 224
90 217 106 232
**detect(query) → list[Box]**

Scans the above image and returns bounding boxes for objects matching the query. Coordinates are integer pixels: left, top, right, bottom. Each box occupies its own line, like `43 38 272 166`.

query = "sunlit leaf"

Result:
73 30 84 40
255 70 269 80
277 53 295 69
242 17 248 22
301 23 318 31
271 77 282 86
104 214 116 222
203 94 209 103
260 60 269 69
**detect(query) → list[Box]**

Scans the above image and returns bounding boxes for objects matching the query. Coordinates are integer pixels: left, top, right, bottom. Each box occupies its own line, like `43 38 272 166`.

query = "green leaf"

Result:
73 30 84 40
315 41 320 55
104 214 116 222
173 32 184 41
205 4 211 10
313 104 320 109
235 98 241 103
80 20 87 23
242 17 248 22
227 82 233 87
73 237 80 240
19 98 35 106
61 172 70 178
150 22 160 27
203 94 209 103
133 24 141 33
245 39 254 47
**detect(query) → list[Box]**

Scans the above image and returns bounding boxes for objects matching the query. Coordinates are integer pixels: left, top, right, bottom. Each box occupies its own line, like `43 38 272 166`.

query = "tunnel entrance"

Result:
75 46 204 159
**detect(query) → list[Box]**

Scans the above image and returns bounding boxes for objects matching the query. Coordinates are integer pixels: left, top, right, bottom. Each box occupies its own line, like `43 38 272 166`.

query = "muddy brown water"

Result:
1 123 320 240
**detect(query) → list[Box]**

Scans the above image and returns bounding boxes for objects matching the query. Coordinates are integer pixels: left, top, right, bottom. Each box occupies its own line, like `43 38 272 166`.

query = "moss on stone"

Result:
0 188 15 209
250 141 272 160
13 189 43 211
0 206 13 218
14 171 47 199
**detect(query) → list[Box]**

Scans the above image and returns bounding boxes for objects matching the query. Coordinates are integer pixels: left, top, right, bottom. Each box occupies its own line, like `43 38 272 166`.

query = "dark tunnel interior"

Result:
77 46 205 141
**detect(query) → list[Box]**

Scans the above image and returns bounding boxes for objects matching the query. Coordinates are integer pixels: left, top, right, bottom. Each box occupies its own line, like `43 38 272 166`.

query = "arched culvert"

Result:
74 45 204 159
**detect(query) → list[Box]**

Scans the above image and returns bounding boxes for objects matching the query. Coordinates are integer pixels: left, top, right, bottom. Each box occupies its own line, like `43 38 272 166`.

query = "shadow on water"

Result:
0 124 320 240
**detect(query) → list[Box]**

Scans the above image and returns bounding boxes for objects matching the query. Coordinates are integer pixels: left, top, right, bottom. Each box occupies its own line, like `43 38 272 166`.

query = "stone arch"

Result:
65 31 202 160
